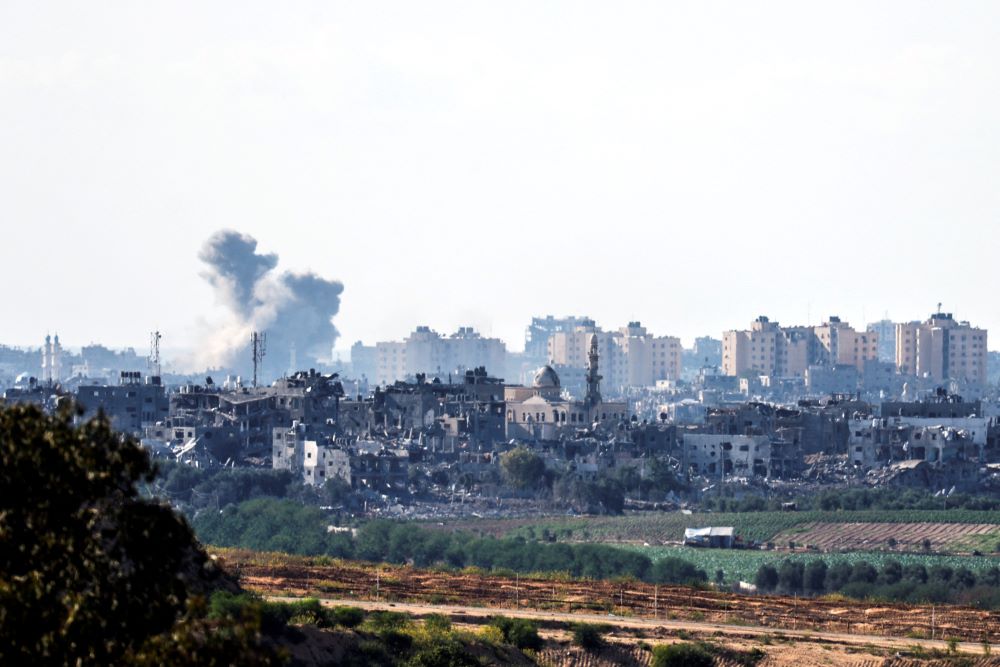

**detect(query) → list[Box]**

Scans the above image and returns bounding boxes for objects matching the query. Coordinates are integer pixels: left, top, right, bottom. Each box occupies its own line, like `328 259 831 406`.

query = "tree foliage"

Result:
0 404 277 665
500 446 546 490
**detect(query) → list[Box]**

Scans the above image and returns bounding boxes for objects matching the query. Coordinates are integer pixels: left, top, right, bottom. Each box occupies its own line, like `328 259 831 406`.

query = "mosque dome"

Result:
532 365 560 388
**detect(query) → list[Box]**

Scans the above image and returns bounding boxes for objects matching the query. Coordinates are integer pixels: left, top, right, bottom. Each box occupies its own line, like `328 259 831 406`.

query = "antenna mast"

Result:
251 330 267 388
149 330 162 377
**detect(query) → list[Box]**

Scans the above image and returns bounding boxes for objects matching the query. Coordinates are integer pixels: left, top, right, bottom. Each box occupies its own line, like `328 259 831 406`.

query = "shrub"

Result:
332 606 365 629
572 623 607 651
652 642 714 667
489 616 542 650
406 641 480 667
424 613 452 634
366 610 412 633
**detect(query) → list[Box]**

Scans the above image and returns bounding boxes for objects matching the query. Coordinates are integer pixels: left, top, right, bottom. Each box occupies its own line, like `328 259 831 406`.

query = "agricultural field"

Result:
444 510 1000 549
619 545 1000 584
770 522 1000 554
222 548 1000 643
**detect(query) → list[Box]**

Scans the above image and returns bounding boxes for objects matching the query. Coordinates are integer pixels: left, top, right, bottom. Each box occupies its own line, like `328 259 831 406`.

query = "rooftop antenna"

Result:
251 330 267 388
149 330 162 377
936 302 942 315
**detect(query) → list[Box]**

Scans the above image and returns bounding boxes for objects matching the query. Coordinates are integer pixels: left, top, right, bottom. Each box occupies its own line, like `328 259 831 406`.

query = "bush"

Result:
406 641 480 667
424 613 452 634
572 623 607 651
332 605 366 628
652 642 714 667
366 610 412 633
489 616 542 650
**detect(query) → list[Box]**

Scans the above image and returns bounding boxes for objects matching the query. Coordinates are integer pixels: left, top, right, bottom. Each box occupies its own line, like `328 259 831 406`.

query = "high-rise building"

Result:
373 326 506 386
723 316 877 378
524 315 595 362
547 321 680 394
866 319 896 363
895 312 987 386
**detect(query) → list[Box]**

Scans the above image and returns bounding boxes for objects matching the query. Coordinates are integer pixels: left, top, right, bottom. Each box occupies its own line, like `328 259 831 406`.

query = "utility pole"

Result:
251 331 267 388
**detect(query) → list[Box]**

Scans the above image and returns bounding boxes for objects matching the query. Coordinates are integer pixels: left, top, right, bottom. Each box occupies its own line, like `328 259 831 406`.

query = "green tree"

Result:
754 564 779 591
804 560 828 594
500 446 546 490
0 404 277 665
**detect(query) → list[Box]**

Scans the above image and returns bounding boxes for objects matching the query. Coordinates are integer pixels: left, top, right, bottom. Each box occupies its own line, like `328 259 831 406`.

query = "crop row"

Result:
622 545 1000 583
499 510 1000 545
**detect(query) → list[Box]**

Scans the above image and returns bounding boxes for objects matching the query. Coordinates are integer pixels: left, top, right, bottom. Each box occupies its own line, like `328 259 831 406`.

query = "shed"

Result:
684 526 735 549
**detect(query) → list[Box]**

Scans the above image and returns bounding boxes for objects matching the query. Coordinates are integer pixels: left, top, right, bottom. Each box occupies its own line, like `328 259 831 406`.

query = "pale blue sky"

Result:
1 2 997 361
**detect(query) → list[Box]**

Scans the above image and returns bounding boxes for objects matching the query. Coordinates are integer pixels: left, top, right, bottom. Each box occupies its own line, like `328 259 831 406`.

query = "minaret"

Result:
41 334 52 383
51 334 62 382
585 334 602 407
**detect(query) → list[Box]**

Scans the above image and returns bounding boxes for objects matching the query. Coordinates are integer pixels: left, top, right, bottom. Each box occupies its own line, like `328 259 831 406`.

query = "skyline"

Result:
8 299 993 358
2 2 998 354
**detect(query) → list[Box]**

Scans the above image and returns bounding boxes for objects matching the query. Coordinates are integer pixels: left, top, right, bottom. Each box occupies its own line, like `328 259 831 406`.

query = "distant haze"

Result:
1 2 998 354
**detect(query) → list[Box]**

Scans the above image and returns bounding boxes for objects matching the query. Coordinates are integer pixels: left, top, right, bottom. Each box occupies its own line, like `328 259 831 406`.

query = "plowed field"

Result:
220 549 1000 643
772 522 1000 552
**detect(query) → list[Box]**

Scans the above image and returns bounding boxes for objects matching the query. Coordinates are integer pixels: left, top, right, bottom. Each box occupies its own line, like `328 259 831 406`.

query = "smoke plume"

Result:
196 230 344 378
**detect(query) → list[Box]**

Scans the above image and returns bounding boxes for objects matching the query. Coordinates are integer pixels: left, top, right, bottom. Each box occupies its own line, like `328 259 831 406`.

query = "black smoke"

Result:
198 230 344 380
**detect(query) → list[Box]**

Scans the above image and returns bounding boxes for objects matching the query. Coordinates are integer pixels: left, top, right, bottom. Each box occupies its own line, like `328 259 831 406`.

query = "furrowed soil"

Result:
218 548 1000 643
771 522 1000 553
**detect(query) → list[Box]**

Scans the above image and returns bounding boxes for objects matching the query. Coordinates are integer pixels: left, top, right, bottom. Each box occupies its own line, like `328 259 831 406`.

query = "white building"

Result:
272 421 350 487
373 326 506 386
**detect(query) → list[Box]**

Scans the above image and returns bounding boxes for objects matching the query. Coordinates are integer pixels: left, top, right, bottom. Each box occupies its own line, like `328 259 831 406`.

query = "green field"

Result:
498 510 1000 545
618 545 1000 584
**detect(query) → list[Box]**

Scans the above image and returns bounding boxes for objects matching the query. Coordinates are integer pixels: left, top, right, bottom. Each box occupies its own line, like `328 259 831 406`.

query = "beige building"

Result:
812 317 879 371
895 312 987 386
547 321 680 392
374 341 406 386
616 322 682 387
374 326 507 386
722 316 785 377
505 357 627 440
723 316 877 378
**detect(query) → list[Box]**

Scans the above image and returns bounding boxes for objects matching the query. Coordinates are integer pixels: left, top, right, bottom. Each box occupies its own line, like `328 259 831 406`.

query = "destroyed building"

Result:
75 371 169 435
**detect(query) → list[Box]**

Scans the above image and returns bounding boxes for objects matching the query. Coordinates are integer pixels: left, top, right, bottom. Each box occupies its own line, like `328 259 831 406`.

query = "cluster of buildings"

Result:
1 309 998 512
346 311 990 412
722 312 988 392
351 318 685 398
722 312 989 396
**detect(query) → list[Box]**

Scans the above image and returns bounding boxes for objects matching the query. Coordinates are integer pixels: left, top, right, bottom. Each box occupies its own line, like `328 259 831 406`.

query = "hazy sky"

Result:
2 2 998 359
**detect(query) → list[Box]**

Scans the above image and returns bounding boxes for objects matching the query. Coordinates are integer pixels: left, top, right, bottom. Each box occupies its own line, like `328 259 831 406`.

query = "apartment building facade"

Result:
895 312 987 386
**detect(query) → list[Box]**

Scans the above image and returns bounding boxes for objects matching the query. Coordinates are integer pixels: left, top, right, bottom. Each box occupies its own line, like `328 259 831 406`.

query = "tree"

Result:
754 565 779 591
777 561 804 594
804 560 828 594
0 404 277 665
651 557 707 585
500 446 546 490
